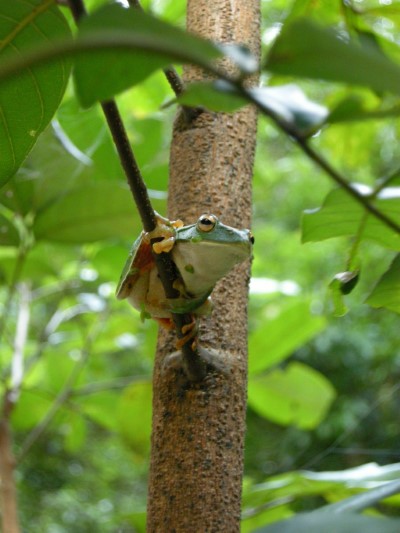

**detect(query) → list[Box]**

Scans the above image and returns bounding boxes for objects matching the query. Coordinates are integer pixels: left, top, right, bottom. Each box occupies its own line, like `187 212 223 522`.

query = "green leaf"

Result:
302 185 400 249
116 380 152 458
74 4 222 107
255 511 400 533
11 389 53 431
248 300 327 375
78 392 120 431
248 361 336 429
366 254 400 313
265 18 400 95
0 0 72 186
177 82 327 136
32 181 154 243
176 81 248 112
0 213 19 246
328 95 400 124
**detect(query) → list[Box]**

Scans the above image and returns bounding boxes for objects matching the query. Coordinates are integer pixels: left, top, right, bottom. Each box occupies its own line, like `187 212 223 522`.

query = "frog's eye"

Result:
197 214 217 232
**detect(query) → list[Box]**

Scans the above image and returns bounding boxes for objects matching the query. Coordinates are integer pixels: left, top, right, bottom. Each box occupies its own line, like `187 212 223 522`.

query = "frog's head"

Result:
172 214 254 297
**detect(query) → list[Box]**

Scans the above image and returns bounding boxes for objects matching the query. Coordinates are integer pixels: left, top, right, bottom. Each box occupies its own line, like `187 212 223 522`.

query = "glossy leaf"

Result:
366 254 400 313
266 18 400 95
74 4 222 107
0 0 71 186
249 300 327 375
302 185 400 249
248 362 336 429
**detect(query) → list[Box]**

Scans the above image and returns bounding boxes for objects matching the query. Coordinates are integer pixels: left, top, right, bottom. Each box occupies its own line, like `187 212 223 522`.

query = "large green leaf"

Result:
0 0 71 186
74 4 222 107
248 300 327 376
265 18 400 95
248 362 336 429
32 181 158 243
366 254 400 313
302 185 400 249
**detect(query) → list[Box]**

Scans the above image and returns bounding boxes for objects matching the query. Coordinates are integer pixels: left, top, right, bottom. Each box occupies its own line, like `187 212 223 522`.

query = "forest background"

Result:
1 0 400 531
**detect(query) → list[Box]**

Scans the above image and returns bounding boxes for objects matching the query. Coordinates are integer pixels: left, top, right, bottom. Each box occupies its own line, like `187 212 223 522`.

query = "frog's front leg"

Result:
145 214 184 254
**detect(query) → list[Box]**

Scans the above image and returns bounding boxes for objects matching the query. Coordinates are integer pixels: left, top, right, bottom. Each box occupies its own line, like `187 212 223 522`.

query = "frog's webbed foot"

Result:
147 214 184 254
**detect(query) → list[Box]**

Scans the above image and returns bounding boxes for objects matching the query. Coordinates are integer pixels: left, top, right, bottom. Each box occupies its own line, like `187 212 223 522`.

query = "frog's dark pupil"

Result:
201 218 212 226
250 235 255 244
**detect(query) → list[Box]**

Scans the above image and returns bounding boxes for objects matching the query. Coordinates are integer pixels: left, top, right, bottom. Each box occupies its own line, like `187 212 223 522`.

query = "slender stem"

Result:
100 100 156 232
67 0 206 381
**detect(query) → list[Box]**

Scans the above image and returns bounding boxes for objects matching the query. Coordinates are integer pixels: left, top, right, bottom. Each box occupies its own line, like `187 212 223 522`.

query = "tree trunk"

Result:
147 0 260 531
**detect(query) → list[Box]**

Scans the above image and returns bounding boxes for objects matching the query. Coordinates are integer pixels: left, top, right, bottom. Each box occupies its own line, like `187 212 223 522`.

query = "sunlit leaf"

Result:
249 300 327 375
366 254 400 313
248 362 336 429
0 0 71 186
74 4 222 107
265 19 400 95
302 185 400 249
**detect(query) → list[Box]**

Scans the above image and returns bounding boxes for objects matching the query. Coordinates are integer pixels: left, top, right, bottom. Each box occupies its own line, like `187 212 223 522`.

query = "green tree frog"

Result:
116 213 254 328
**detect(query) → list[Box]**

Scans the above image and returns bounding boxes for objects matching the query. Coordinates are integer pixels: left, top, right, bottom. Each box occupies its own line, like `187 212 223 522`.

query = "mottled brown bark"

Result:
147 0 260 531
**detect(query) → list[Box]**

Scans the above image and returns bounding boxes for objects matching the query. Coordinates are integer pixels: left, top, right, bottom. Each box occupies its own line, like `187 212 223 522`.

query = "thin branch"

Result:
67 0 206 381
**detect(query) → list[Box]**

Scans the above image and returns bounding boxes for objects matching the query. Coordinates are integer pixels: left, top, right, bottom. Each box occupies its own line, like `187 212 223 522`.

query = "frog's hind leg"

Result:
155 316 198 350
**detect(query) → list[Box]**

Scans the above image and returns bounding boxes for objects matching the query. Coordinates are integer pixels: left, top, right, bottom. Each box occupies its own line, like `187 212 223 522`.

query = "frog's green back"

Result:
116 233 143 299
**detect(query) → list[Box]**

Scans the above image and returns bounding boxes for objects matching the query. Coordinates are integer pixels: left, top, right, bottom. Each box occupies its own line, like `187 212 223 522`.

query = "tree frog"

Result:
116 213 254 327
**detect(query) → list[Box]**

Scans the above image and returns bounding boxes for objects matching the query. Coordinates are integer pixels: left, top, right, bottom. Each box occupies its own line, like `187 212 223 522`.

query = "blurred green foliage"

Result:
1 0 400 531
